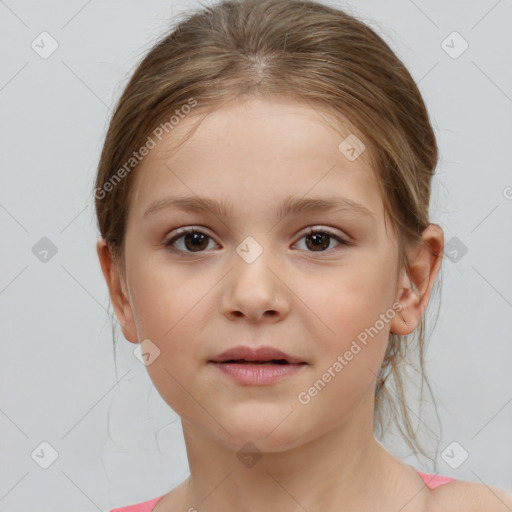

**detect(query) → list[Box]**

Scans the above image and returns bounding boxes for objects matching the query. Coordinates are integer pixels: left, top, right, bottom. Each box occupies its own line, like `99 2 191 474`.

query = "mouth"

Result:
209 345 306 365
217 359 297 365
208 359 306 386
208 345 307 385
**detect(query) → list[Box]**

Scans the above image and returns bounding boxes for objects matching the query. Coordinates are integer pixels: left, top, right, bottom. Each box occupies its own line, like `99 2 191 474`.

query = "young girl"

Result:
95 0 512 510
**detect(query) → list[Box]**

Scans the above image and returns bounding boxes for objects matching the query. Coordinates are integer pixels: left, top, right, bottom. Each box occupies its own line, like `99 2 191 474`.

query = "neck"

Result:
179 390 397 512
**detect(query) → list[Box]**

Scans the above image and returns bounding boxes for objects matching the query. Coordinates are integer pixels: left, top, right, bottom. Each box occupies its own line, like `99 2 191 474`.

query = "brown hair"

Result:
95 0 442 461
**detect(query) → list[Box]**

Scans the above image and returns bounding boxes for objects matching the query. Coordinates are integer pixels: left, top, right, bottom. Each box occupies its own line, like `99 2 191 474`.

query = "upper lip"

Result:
209 345 305 364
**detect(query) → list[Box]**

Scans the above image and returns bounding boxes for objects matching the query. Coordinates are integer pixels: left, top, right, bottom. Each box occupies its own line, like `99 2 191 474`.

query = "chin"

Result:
212 408 313 454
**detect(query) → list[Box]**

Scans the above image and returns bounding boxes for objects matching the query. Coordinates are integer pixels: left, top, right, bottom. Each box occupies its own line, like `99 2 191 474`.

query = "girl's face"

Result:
114 97 408 452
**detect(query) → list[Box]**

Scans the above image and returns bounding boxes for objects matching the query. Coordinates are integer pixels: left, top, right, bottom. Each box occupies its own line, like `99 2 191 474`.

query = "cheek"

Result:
313 262 396 343
305 261 396 393
129 270 212 419
128 257 212 339
127 260 214 365
300 302 392 426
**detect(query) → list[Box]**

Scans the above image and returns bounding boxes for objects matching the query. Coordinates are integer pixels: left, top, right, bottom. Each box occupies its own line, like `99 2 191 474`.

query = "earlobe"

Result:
96 239 138 343
390 224 444 336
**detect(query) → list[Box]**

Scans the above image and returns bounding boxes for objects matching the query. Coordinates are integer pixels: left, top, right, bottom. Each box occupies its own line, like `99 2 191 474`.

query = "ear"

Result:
96 239 138 343
390 223 444 335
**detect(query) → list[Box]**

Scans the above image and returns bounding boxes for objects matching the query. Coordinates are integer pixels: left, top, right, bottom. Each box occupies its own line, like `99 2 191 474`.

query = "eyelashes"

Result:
165 228 217 254
164 226 351 256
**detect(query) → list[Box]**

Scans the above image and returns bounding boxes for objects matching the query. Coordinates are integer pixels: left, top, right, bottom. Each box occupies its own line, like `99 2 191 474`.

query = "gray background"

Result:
1 0 511 510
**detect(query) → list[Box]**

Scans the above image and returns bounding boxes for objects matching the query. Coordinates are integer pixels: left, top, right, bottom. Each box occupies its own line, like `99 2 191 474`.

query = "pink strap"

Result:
110 473 454 510
417 471 456 489
110 494 164 512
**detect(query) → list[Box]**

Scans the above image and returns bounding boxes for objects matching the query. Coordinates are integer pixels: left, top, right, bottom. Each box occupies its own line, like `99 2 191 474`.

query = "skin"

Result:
97 97 511 511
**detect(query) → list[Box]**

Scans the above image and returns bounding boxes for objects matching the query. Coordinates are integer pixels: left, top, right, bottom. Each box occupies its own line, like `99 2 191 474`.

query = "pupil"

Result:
185 232 208 251
307 232 329 251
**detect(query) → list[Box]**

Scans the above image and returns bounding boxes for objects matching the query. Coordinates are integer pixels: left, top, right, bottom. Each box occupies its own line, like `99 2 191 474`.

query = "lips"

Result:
209 345 305 365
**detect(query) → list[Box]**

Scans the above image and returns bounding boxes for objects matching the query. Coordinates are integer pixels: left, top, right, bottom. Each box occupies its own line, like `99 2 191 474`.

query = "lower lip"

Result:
209 362 307 385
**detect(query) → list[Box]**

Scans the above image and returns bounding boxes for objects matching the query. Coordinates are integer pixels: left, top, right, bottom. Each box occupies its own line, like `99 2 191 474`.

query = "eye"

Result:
293 227 350 253
164 226 350 256
164 227 218 254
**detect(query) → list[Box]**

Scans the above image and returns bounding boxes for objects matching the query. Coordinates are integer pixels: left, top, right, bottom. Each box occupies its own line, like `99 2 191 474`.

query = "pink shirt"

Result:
416 471 456 489
110 494 164 512
110 471 456 511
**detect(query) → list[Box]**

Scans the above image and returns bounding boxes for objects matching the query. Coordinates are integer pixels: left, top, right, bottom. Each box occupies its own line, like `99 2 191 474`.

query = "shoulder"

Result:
430 479 512 512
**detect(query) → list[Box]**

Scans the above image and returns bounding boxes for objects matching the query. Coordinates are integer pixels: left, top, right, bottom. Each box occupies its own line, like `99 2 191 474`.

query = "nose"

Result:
220 250 290 323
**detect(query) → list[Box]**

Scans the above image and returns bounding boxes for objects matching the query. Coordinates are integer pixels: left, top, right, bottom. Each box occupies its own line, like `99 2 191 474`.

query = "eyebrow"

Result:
143 195 375 220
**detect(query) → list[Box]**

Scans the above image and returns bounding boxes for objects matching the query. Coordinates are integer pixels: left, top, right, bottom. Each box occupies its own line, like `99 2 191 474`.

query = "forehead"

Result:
128 96 385 225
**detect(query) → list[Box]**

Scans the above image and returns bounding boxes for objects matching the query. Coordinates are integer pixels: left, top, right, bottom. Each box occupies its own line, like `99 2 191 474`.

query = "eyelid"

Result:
292 226 352 253
164 225 347 243
164 224 351 255
164 225 218 245
299 225 347 239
